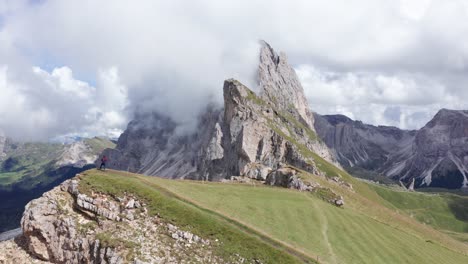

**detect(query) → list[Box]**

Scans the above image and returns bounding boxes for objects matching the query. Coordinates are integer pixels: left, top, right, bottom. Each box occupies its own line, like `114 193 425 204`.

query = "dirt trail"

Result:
309 195 337 264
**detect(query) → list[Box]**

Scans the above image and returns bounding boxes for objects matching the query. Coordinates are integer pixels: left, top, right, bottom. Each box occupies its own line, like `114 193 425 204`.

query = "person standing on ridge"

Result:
100 155 108 171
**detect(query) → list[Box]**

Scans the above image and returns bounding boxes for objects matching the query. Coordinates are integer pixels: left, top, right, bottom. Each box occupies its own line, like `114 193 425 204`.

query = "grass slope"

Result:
368 183 468 234
82 169 468 264
0 143 63 187
79 170 311 264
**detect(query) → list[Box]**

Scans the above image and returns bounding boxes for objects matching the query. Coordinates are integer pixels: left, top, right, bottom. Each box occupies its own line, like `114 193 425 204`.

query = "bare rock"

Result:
243 163 272 181
0 239 51 264
334 197 345 207
101 42 338 183
265 167 316 191
19 177 229 264
258 41 315 129
126 199 135 209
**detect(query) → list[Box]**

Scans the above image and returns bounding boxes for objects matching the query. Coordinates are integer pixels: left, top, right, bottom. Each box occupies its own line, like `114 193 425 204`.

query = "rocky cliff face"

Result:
16 176 229 264
258 41 315 128
382 109 468 189
103 42 337 181
314 109 468 189
101 108 222 179
314 114 416 170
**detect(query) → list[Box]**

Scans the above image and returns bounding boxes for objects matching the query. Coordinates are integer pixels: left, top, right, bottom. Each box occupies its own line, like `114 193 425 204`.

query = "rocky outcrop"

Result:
265 167 313 191
19 177 227 264
258 41 315 129
57 141 99 168
314 109 468 189
103 42 337 181
0 239 51 264
263 166 345 207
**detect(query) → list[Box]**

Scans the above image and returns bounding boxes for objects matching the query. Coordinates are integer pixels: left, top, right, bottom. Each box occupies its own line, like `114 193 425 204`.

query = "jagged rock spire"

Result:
258 41 315 128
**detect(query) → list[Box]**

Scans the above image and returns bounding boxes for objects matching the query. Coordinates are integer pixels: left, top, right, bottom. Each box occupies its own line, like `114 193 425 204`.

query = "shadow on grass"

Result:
448 196 468 231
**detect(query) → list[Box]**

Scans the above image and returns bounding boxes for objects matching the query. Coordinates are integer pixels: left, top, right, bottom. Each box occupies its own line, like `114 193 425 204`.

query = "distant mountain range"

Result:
315 109 468 189
101 41 468 190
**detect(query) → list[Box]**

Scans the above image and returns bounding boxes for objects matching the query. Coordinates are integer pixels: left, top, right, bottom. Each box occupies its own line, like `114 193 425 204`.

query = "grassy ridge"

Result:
138 175 468 264
368 183 468 233
79 170 311 264
83 169 468 264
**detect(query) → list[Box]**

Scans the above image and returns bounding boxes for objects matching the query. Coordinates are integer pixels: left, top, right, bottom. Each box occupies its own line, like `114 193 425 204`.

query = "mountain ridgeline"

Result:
314 109 468 189
103 42 468 190
102 41 337 182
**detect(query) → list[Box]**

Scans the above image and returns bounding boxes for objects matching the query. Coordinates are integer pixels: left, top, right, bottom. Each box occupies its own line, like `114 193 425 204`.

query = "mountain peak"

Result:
258 41 314 128
434 108 468 119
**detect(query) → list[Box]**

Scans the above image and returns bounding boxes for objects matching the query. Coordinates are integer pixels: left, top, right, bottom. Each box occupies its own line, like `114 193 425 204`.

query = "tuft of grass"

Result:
245 89 268 106
278 110 318 141
96 231 137 249
314 187 341 203
78 221 97 235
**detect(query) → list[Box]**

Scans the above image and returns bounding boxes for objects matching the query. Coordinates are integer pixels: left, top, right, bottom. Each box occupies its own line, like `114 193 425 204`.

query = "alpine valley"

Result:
0 42 467 264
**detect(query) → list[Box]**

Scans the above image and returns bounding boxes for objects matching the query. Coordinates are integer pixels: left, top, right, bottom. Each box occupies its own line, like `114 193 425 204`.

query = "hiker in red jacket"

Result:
99 155 108 170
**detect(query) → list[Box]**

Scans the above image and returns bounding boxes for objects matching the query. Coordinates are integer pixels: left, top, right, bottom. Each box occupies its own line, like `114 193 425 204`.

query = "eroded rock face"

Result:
0 239 51 264
315 109 468 189
21 179 125 263
103 42 337 181
384 109 468 189
19 177 227 264
314 114 415 170
258 41 315 129
101 108 223 180
56 141 98 168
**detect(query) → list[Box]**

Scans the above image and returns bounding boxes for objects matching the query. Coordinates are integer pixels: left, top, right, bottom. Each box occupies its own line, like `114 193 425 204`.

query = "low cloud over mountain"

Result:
2 0 468 140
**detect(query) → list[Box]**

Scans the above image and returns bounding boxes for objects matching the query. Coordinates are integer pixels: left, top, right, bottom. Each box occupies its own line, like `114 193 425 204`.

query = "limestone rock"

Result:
258 41 315 129
243 163 272 181
334 197 345 207
0 239 51 264
56 141 96 168
18 177 232 264
265 167 310 191
102 42 338 182
315 109 468 189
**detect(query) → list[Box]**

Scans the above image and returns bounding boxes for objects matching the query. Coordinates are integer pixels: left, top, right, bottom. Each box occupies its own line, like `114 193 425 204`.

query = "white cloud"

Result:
0 64 128 140
1 0 468 139
297 64 467 129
